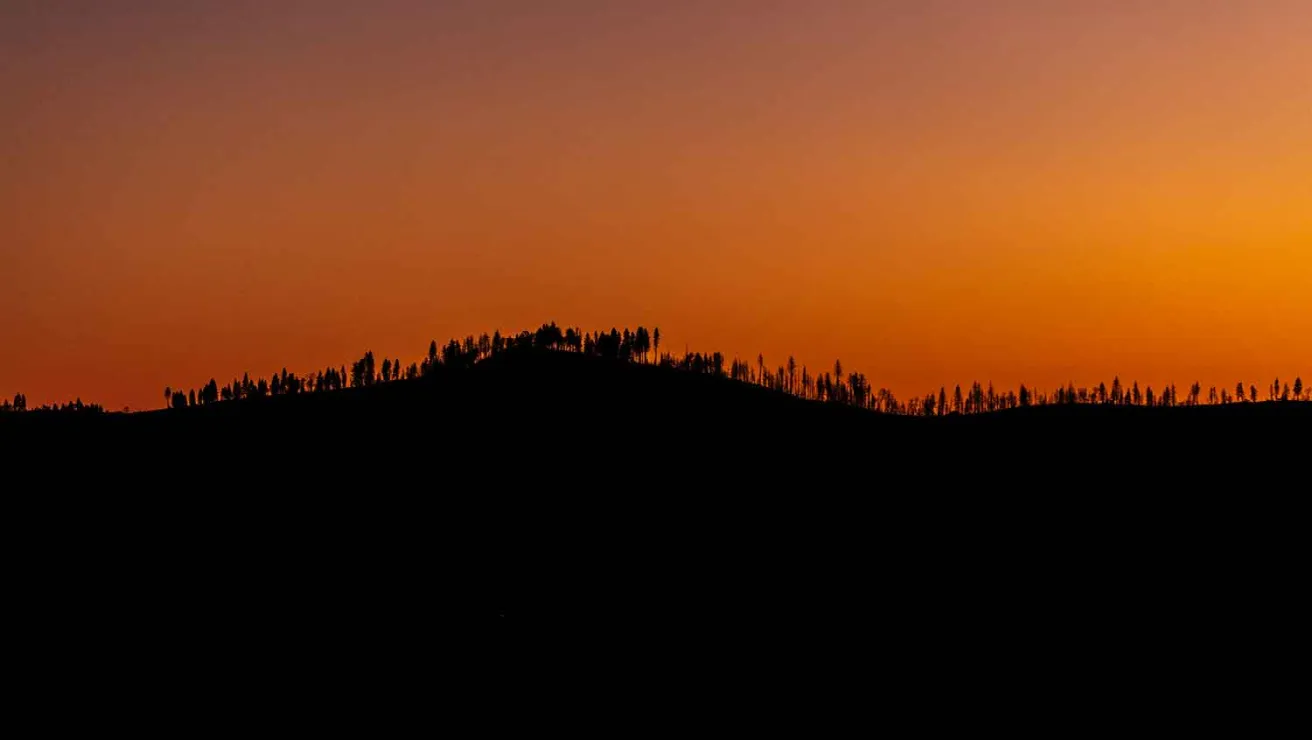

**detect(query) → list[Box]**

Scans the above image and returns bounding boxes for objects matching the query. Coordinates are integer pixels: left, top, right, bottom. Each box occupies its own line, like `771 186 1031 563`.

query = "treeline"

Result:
746 370 1307 416
151 321 1308 417
0 394 104 415
2 322 1306 417
731 350 1305 415
154 323 664 410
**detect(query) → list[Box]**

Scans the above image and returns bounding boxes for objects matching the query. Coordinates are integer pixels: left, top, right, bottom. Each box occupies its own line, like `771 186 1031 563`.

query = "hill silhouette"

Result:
3 340 1307 706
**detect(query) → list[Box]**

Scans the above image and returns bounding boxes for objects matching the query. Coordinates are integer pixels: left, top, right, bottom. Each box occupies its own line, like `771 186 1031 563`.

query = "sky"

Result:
2 0 1309 410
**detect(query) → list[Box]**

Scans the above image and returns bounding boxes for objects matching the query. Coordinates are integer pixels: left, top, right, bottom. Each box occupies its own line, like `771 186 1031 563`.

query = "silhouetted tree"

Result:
635 327 651 364
535 323 563 352
849 372 868 409
1296 377 1304 401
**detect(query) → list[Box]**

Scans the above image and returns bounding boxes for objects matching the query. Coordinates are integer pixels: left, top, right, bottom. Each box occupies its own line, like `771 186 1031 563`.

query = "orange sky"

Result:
3 0 1309 410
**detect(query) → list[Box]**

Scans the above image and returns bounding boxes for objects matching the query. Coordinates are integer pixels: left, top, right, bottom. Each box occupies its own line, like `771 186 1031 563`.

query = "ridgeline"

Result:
3 331 1306 694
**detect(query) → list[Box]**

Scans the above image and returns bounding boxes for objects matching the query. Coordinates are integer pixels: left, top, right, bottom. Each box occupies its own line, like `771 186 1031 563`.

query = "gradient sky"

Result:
3 0 1309 410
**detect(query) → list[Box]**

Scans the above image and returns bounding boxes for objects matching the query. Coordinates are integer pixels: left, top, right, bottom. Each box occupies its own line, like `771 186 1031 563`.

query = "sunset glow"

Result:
3 1 1309 410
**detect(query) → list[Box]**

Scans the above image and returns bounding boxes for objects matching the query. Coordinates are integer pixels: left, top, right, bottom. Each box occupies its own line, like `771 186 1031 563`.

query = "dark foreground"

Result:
4 351 1307 714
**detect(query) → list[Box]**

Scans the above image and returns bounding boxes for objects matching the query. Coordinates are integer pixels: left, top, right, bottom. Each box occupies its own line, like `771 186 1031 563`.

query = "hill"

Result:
3 347 1307 702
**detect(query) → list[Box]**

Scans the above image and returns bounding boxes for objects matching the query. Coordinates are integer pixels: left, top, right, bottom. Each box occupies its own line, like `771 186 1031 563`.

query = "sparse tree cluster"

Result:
0 393 102 414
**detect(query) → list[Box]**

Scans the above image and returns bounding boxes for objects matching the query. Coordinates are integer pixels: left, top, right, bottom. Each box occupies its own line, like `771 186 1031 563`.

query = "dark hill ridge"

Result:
5 347 1309 535
8 346 1307 452
4 347 1308 696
